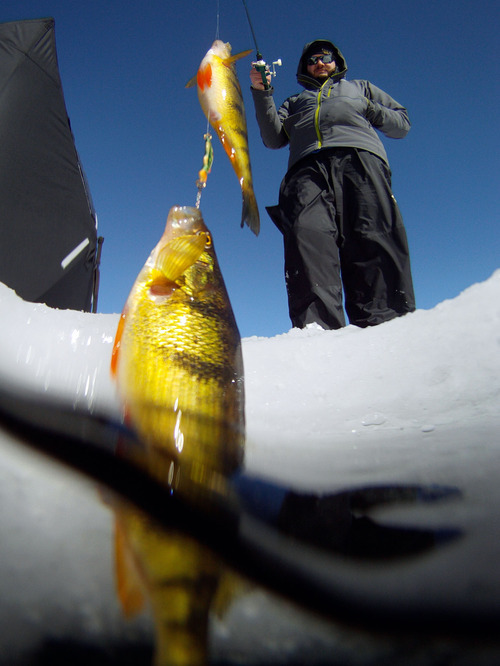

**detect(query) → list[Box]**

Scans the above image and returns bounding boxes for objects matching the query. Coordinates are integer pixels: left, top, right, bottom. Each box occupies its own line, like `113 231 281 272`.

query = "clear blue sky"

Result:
3 0 499 338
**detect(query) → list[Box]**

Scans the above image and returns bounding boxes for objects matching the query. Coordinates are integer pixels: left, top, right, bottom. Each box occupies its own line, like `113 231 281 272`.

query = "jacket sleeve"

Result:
250 87 290 149
363 81 411 139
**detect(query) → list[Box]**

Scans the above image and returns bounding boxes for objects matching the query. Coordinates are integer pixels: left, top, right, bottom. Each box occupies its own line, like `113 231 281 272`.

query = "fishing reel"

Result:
253 55 282 89
242 0 281 89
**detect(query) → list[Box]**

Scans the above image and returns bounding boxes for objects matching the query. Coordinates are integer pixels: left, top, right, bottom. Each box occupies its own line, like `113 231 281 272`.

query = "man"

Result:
250 39 416 329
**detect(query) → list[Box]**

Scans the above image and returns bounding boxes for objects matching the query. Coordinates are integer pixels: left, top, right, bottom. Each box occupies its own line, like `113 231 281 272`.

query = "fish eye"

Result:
202 232 212 248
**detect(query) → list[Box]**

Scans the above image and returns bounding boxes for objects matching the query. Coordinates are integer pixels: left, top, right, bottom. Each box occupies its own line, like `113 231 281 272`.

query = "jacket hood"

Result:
296 39 347 89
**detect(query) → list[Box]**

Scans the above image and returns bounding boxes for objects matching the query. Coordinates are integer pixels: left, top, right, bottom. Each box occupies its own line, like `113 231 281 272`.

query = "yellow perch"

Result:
110 205 246 665
187 40 260 236
111 205 245 478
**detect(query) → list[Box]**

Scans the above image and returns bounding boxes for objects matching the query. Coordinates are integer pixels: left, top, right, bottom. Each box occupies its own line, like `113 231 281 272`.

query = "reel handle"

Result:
253 57 282 90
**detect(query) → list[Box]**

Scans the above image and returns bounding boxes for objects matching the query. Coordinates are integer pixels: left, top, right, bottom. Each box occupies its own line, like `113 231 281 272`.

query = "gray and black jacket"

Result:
251 39 410 170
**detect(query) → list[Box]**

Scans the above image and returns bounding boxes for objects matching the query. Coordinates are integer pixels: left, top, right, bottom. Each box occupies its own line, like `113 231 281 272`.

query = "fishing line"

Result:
215 0 220 40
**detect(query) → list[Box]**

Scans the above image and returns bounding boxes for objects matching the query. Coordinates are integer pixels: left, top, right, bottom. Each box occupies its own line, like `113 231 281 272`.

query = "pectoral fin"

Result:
156 233 209 280
196 63 212 91
110 309 127 377
225 49 253 65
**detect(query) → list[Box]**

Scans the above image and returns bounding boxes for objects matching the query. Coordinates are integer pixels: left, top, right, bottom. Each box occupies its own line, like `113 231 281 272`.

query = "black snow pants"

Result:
267 148 416 329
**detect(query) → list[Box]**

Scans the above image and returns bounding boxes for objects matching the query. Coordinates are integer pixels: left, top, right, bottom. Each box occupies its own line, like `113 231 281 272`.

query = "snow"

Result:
0 270 499 663
243 271 500 489
2 270 498 454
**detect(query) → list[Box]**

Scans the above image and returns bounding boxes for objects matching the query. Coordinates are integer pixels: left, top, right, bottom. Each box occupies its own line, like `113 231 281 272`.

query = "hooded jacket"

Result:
251 39 410 170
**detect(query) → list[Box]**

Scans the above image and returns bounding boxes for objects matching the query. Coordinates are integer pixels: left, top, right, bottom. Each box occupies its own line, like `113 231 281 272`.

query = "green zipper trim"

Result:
314 91 322 148
314 80 331 149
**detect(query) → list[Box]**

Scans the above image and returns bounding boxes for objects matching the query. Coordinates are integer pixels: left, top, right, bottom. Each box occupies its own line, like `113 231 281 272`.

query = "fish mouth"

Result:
166 206 206 238
210 39 230 56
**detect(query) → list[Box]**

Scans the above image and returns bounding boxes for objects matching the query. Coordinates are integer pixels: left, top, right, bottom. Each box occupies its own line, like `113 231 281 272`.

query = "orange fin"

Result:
196 63 212 91
115 517 145 618
110 309 127 377
185 73 197 88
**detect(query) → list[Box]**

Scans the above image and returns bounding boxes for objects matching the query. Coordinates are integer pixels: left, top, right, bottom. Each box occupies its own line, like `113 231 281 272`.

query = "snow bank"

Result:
1 269 499 478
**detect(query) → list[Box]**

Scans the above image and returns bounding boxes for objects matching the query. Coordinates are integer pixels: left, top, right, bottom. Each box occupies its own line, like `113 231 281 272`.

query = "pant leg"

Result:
337 150 415 327
273 157 346 329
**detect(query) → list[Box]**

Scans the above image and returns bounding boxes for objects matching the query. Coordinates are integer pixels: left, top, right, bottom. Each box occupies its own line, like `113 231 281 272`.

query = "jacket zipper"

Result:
314 89 322 148
314 81 331 149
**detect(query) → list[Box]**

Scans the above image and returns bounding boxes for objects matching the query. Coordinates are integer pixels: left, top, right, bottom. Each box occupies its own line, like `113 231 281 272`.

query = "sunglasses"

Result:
307 53 334 65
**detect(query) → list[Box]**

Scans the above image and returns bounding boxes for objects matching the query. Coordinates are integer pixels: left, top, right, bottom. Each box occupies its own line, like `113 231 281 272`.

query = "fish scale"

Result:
117 284 244 474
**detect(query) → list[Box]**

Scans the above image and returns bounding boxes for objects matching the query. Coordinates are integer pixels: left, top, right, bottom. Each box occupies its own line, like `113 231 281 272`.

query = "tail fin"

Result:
241 187 260 236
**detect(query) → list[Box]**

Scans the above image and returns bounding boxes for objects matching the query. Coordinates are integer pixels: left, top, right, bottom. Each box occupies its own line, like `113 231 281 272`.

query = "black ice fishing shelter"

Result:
0 17 102 312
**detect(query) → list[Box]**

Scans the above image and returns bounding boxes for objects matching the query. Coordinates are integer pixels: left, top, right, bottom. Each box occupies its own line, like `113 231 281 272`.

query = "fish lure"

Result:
197 133 214 187
195 133 214 209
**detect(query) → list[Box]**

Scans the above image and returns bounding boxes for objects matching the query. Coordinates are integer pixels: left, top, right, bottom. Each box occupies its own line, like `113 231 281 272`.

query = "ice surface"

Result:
242 270 500 489
0 270 499 664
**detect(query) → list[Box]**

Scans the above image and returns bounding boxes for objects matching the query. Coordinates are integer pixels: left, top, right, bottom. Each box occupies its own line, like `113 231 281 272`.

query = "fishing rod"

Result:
241 0 282 89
